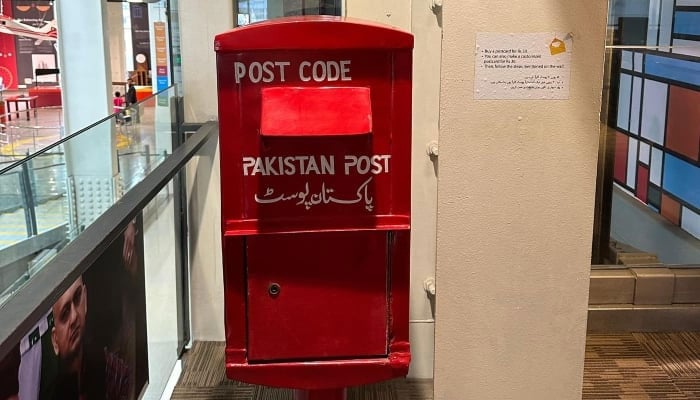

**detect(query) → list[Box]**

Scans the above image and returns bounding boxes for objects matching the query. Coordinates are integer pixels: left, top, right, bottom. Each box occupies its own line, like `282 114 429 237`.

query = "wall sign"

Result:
475 32 572 100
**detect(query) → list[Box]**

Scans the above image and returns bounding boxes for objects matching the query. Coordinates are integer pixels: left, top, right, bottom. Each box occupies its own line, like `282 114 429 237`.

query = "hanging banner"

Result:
11 0 57 86
154 21 169 105
130 3 151 84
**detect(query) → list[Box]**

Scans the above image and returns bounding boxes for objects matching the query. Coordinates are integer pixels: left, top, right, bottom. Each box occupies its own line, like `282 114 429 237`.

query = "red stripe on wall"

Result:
636 164 649 203
614 131 629 184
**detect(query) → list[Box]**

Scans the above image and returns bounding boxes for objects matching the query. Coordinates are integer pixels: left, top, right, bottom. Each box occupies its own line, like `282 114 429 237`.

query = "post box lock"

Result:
268 282 281 297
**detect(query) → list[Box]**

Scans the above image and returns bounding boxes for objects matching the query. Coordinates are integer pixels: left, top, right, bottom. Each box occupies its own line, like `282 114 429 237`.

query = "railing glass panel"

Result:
0 85 181 307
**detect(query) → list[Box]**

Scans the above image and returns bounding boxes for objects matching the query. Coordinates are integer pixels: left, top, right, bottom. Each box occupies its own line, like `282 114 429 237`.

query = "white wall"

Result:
179 0 231 341
434 1 607 399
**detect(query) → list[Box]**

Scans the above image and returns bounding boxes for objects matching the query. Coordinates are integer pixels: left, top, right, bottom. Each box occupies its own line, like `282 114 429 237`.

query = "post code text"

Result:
234 60 352 83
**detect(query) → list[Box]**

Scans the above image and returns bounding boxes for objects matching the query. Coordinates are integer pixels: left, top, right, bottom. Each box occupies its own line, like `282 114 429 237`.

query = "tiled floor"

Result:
174 333 700 399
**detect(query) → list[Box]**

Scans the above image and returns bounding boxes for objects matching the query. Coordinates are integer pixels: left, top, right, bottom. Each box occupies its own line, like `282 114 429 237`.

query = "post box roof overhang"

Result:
214 16 414 51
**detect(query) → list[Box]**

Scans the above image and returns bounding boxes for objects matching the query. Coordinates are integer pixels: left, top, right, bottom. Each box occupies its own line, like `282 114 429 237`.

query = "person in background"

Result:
125 79 137 106
113 91 125 125
125 79 139 123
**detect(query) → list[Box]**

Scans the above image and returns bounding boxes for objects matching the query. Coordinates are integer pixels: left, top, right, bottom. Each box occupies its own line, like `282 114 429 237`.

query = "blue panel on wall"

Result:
663 153 700 209
674 11 700 36
645 54 700 86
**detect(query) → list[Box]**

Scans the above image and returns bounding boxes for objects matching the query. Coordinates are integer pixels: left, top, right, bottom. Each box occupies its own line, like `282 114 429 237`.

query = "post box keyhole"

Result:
268 282 281 297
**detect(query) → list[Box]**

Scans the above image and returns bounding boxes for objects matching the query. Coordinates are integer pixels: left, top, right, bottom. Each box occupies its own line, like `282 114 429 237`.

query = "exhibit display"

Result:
215 16 413 400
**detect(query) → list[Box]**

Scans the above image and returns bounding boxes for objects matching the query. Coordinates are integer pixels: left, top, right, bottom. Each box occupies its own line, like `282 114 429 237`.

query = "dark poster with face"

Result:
0 217 148 400
11 0 57 86
130 4 150 78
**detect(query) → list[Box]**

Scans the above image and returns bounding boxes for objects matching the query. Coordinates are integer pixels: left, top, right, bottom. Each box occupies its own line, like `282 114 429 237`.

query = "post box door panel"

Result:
246 230 388 361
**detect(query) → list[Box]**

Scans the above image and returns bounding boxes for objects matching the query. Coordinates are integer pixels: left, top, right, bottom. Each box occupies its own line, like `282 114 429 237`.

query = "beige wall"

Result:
106 2 126 84
434 1 607 399
180 0 233 122
347 0 440 380
180 0 231 340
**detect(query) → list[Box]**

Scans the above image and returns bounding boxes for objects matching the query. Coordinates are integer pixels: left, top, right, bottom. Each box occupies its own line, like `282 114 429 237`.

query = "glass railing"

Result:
0 85 180 306
0 105 64 160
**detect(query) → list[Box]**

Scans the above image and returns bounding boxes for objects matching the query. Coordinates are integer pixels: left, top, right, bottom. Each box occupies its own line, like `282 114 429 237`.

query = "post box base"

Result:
293 388 347 400
225 350 410 389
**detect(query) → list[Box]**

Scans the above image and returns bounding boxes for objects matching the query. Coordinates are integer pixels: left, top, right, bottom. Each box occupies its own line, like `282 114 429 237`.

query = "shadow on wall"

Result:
187 130 219 262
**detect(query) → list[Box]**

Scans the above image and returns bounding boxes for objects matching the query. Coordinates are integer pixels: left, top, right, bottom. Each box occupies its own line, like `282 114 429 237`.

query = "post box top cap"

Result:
215 16 414 52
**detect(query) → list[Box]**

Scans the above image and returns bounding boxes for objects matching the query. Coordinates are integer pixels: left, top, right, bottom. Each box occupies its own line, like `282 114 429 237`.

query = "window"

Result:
235 0 342 26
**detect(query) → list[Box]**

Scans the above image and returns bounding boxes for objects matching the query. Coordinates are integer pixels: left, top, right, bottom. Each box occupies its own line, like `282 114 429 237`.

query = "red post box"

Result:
215 16 413 398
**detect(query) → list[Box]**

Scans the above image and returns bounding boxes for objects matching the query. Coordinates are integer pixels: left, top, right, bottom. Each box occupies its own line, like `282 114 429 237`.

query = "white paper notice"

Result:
475 32 572 100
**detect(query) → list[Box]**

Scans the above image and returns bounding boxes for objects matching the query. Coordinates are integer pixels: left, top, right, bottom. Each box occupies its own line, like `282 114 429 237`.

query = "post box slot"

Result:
260 86 372 136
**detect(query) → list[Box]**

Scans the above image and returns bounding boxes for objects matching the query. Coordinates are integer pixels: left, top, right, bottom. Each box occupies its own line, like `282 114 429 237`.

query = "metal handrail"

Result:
0 121 216 361
0 84 176 176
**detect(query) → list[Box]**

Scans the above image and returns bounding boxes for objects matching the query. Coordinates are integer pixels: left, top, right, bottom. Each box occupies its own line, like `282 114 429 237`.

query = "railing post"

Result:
19 156 38 237
145 144 151 171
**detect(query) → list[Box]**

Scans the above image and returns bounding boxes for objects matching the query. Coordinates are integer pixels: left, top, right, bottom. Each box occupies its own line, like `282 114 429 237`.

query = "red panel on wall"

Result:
614 131 629 184
636 164 649 203
666 85 700 161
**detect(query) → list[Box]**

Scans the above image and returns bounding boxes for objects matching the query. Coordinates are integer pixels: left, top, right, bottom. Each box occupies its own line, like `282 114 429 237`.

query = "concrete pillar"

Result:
56 0 116 232
435 1 607 399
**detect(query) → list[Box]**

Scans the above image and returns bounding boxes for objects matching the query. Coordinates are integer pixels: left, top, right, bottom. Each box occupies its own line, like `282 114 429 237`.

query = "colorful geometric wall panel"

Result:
648 185 662 210
639 141 650 165
612 0 700 241
645 54 700 86
672 39 700 57
621 51 633 69
640 79 667 145
627 137 639 189
661 194 681 225
681 206 700 239
662 153 700 209
673 11 700 36
630 76 642 134
658 0 675 46
634 53 644 72
636 164 650 203
665 85 700 161
650 147 663 186
677 0 700 6
617 74 632 130
614 131 629 184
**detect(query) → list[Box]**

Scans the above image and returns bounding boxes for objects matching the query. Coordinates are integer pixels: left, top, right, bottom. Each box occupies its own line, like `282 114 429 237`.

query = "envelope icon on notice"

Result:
550 38 566 56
